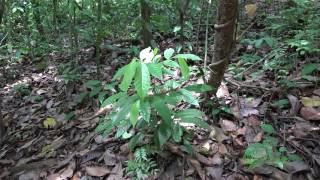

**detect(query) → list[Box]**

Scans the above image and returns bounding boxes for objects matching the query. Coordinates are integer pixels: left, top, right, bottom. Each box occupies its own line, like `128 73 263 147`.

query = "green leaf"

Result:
101 92 126 107
129 133 144 150
179 117 210 129
85 80 101 87
185 84 214 92
175 109 204 119
162 60 179 68
113 95 138 122
261 124 276 134
134 63 151 99
153 97 172 124
179 89 199 106
164 48 175 60
75 92 88 104
112 65 128 80
172 124 183 142
98 91 107 104
119 60 137 92
130 100 140 127
255 39 264 48
174 54 202 61
89 86 102 97
140 100 151 122
165 92 183 105
156 122 171 146
147 63 163 80
301 63 317 76
264 37 274 47
178 58 189 79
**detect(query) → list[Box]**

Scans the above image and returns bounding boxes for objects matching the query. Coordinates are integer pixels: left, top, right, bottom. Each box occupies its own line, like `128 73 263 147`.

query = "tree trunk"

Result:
53 0 58 29
31 0 45 37
0 0 5 25
208 0 238 92
140 0 152 48
95 0 103 76
177 0 191 43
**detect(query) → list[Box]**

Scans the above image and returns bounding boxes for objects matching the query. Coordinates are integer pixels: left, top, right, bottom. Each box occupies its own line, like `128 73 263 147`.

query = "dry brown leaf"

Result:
205 166 223 180
245 4 258 17
220 119 237 132
106 164 123 180
313 89 320 96
287 94 300 115
188 158 205 180
216 82 230 99
85 166 110 177
300 107 320 121
253 132 263 143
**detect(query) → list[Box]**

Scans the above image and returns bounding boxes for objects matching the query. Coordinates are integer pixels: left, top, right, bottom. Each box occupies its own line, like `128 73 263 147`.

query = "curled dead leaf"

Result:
85 166 110 177
300 107 320 121
245 4 258 17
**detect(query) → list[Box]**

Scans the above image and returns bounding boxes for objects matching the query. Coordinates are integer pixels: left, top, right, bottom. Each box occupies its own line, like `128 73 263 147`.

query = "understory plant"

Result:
95 47 213 149
243 124 301 169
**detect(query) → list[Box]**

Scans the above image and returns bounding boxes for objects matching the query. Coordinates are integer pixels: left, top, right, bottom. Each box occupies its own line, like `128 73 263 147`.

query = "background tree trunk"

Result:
140 0 152 48
31 0 45 37
0 0 5 25
208 0 238 92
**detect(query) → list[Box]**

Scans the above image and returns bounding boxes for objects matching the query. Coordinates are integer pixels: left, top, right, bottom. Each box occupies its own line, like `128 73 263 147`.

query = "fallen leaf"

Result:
313 89 320 96
188 158 205 180
240 97 261 117
287 94 300 115
106 164 123 180
216 82 230 99
205 166 223 180
43 117 57 128
301 97 320 107
245 4 258 17
85 166 110 177
253 132 263 142
300 107 320 121
220 119 237 132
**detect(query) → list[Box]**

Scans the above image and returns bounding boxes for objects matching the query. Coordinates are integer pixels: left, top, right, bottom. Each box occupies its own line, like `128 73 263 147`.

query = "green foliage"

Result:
58 63 81 85
126 147 158 180
95 48 212 149
12 83 30 97
243 124 301 169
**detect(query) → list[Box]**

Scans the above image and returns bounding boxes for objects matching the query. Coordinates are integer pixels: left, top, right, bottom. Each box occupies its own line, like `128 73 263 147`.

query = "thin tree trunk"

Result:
95 0 103 76
53 0 58 30
0 0 5 25
177 0 191 43
31 0 45 37
140 0 152 48
208 0 238 92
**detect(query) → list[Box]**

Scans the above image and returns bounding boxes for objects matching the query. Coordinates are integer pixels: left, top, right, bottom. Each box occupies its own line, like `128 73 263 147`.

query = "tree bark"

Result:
31 0 45 36
140 0 152 48
208 0 238 92
0 0 5 25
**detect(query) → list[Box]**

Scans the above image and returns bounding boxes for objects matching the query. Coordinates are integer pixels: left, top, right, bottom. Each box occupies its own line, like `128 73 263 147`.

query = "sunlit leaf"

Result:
130 100 140 127
119 60 137 92
134 63 151 99
164 48 175 60
174 54 202 61
178 58 189 79
179 89 199 106
245 4 258 17
43 117 57 129
147 63 163 80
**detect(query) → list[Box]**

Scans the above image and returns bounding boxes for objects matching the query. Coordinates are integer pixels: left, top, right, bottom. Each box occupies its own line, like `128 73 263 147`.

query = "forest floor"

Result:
1 27 320 180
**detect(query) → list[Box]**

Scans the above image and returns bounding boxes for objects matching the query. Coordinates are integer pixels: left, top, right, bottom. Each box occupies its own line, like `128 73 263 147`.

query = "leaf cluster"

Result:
95 48 213 150
243 124 301 169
